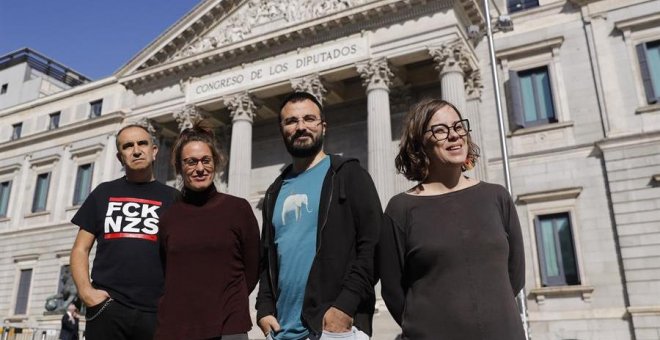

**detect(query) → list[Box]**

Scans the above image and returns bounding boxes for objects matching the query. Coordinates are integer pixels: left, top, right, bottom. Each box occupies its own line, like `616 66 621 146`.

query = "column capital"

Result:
428 40 472 76
136 117 159 136
465 70 483 100
290 74 327 104
356 57 394 91
224 92 256 123
173 105 204 131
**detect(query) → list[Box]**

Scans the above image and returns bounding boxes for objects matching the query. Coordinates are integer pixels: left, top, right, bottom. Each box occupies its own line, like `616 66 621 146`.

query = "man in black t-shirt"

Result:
70 125 178 340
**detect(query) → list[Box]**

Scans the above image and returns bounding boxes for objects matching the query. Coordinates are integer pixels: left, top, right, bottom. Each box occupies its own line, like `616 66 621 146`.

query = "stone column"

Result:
290 73 327 104
224 92 256 199
356 58 395 206
429 41 474 113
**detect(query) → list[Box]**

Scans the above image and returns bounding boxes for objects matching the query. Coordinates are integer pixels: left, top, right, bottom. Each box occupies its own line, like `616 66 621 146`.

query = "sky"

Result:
0 1 201 80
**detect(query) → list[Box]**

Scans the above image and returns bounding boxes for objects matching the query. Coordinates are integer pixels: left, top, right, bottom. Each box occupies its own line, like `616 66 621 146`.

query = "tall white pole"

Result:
483 1 530 339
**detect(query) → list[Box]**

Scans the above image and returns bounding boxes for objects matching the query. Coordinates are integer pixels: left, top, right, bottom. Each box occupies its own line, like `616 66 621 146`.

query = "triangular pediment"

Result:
117 0 384 77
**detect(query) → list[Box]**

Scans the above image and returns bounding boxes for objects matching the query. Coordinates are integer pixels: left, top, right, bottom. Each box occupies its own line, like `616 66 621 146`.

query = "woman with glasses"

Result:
377 98 525 340
154 121 260 340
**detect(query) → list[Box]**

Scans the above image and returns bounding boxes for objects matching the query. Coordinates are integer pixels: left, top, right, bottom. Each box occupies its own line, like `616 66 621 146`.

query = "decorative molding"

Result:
495 36 564 60
356 57 394 91
290 73 327 104
614 12 660 32
136 117 159 136
70 143 105 159
429 40 481 97
13 253 39 263
516 187 582 204
171 0 374 61
224 92 257 123
529 285 594 304
429 40 473 75
173 105 204 131
627 306 660 315
0 163 22 175
29 154 61 168
465 70 483 99
0 111 126 154
508 121 575 137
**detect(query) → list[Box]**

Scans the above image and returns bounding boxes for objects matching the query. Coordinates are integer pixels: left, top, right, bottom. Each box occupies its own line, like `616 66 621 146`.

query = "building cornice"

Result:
119 0 468 89
0 77 118 118
0 111 126 153
614 12 660 32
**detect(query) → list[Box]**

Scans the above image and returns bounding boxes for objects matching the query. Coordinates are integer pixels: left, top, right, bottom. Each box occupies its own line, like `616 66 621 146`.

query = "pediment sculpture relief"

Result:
172 0 371 61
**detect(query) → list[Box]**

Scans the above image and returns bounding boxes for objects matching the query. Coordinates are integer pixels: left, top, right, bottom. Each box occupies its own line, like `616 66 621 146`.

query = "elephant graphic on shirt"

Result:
281 193 313 224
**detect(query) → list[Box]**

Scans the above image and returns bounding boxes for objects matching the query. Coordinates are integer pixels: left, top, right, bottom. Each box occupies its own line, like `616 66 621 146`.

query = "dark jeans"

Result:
85 299 156 340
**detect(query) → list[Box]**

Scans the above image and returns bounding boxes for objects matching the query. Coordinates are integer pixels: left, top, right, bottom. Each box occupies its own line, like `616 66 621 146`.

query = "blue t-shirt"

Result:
272 156 330 340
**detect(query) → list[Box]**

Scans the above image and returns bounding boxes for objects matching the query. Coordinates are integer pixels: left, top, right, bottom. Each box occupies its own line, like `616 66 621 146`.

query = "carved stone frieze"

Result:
290 74 327 104
224 92 257 123
356 58 394 91
172 0 372 61
173 105 204 131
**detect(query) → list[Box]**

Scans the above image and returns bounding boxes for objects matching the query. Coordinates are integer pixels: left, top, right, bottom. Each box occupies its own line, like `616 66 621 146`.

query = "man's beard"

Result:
284 131 324 158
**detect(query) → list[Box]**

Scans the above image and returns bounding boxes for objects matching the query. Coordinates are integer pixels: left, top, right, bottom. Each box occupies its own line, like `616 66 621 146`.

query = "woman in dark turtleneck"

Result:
154 121 260 340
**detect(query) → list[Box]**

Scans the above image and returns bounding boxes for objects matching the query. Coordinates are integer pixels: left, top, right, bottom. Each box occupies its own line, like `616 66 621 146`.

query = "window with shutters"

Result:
508 66 558 128
496 37 569 134
73 163 93 205
636 39 660 105
32 172 51 213
535 213 580 286
14 268 33 315
0 180 11 218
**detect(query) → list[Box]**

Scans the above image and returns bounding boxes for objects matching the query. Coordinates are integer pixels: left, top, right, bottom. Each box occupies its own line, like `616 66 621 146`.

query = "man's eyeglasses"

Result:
182 156 213 169
281 115 323 128
425 119 470 141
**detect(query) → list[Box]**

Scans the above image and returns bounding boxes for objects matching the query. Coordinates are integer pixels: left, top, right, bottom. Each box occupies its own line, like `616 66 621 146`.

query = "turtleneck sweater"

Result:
154 184 260 340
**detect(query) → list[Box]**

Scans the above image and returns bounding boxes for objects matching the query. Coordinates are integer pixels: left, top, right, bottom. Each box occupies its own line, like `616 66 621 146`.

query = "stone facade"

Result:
0 0 659 339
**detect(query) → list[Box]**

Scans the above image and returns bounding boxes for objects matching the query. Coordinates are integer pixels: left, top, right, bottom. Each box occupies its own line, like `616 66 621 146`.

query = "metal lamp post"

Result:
482 0 531 339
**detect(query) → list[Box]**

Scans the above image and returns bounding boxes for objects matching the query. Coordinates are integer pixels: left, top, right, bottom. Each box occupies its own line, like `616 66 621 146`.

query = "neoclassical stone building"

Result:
1 0 659 339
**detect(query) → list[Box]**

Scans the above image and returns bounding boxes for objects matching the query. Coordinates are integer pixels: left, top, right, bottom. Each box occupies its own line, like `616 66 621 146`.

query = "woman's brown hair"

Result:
171 120 227 176
395 98 480 181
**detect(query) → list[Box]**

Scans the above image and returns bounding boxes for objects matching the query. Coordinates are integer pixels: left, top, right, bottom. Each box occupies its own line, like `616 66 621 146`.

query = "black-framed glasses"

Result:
281 115 323 128
182 156 213 169
425 119 470 141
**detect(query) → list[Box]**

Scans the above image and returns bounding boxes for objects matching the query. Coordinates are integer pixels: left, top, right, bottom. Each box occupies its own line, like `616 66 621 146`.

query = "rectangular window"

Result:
1 83 7 94
89 99 103 118
48 112 61 130
508 66 557 129
11 123 22 140
637 40 660 104
0 181 11 217
535 213 580 286
508 0 539 13
14 268 33 315
73 163 94 205
32 172 51 213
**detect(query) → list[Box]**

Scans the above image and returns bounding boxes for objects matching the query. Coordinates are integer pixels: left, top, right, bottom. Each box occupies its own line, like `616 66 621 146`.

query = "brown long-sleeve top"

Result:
377 181 525 340
155 185 260 340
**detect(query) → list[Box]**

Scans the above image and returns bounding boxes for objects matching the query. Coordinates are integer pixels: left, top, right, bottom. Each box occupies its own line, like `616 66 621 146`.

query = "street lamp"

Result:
472 1 531 339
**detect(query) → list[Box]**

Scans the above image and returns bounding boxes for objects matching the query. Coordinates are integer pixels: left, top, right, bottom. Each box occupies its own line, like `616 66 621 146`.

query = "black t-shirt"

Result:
71 177 178 312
